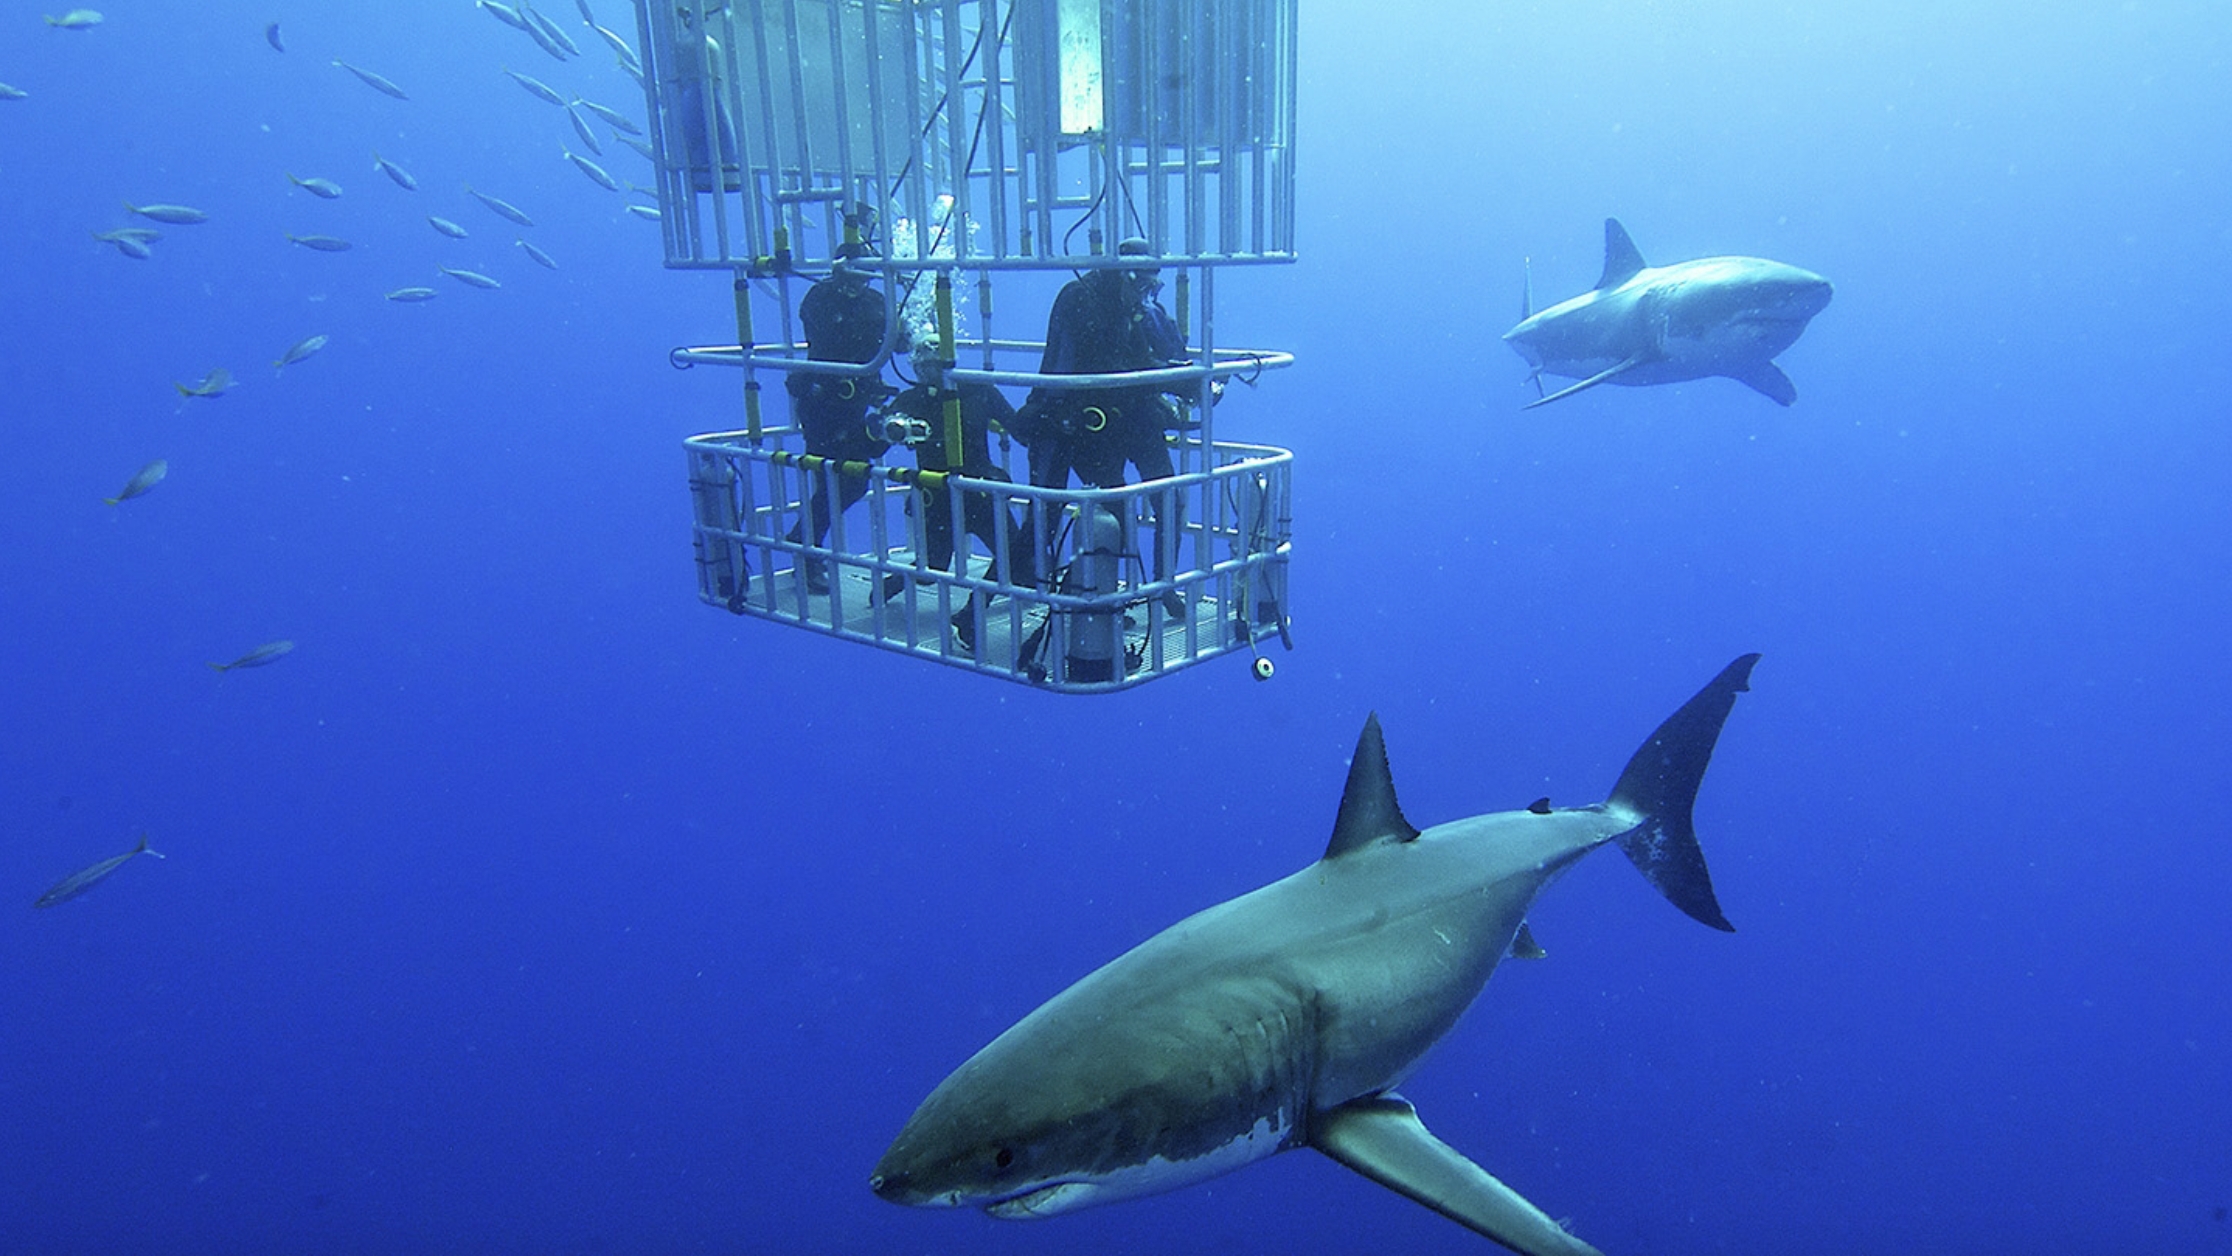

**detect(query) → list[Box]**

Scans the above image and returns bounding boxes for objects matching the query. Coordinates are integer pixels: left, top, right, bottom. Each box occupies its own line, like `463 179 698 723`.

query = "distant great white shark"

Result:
1505 218 1831 409
873 655 1762 1255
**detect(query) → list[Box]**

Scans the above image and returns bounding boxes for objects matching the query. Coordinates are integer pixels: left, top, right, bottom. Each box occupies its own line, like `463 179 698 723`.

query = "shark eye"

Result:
992 1147 1015 1172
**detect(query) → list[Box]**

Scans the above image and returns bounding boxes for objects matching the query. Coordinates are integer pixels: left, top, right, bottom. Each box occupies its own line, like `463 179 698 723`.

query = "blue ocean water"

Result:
4 2 2229 1253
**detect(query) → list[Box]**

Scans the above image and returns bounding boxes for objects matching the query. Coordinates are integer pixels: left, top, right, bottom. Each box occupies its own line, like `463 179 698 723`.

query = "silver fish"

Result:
210 639 295 672
465 186 534 227
93 229 152 259
44 11 103 30
437 265 502 290
564 102 603 154
427 216 468 238
573 96 642 136
287 233 353 252
477 0 529 31
174 367 234 398
564 149 619 191
287 172 343 198
265 22 284 52
521 5 581 57
332 59 408 100
35 833 164 909
273 334 329 371
386 286 439 302
590 24 638 73
124 201 208 224
615 134 657 163
625 203 661 220
516 238 558 270
519 8 569 61
573 0 597 25
0 83 28 101
373 151 418 190
503 66 566 107
104 459 167 505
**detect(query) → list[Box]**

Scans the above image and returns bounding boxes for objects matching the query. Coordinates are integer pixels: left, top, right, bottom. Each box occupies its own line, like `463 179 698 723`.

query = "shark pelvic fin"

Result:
1596 217 1647 290
1323 713 1420 860
1523 354 1649 410
1607 653 1760 932
1311 1096 1604 1256
1729 361 1797 406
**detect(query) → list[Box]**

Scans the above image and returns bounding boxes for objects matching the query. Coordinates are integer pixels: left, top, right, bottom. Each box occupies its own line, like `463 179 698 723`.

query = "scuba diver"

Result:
881 341 1038 647
1013 237 1206 613
783 239 893 592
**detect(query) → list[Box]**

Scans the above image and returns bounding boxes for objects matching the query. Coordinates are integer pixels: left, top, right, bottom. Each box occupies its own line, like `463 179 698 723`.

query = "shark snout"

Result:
1752 265 1832 321
1786 272 1833 318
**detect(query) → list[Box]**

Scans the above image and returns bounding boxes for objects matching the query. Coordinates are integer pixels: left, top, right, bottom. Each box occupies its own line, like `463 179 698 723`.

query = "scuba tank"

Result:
1059 503 1129 684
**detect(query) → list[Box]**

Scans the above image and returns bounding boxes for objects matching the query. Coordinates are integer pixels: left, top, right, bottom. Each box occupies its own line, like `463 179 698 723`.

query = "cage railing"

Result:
685 427 1292 692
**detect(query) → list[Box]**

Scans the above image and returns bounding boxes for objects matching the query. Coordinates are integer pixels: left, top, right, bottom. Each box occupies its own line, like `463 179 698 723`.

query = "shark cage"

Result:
631 0 1298 692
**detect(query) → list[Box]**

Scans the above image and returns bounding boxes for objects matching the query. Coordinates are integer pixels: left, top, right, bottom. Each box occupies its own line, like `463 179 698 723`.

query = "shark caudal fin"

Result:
1605 653 1760 932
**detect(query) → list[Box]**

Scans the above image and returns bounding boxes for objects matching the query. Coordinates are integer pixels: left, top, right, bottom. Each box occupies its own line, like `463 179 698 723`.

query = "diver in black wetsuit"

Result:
882 343 1038 647
784 241 892 591
885 347 1037 589
1014 237 1204 610
1017 237 1190 491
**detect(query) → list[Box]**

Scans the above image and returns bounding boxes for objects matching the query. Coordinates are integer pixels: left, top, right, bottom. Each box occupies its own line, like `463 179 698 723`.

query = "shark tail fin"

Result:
1605 653 1760 932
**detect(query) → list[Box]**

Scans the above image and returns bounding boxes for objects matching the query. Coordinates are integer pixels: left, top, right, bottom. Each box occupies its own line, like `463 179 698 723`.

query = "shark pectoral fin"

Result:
1522 356 1648 410
1729 361 1797 406
1311 1096 1603 1256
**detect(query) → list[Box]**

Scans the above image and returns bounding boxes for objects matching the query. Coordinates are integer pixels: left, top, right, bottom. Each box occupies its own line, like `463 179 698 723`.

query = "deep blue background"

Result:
5 2 2229 1253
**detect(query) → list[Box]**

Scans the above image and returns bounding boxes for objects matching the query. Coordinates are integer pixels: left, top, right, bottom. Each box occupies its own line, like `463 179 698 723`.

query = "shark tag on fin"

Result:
1595 218 1647 290
1523 355 1649 410
1323 713 1419 860
1311 1096 1603 1256
1728 361 1797 406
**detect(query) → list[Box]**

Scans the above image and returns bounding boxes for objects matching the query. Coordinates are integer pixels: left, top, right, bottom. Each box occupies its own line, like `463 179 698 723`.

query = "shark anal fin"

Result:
1523 355 1648 410
1323 713 1420 859
1312 1096 1603 1256
1510 921 1548 960
1729 361 1797 406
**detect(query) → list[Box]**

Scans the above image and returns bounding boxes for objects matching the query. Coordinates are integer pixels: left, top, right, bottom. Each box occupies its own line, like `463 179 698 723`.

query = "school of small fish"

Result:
30 2 655 908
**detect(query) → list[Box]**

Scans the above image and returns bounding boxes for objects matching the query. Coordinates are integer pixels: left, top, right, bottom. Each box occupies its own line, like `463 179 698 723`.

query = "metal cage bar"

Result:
684 427 1293 693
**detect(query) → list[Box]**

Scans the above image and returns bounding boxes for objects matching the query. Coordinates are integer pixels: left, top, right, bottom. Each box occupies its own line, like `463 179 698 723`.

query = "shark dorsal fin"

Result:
1596 218 1647 290
1324 713 1420 860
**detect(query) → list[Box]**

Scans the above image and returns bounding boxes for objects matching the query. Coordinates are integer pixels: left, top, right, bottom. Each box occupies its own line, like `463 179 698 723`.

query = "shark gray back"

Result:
872 655 1763 1254
1505 218 1830 409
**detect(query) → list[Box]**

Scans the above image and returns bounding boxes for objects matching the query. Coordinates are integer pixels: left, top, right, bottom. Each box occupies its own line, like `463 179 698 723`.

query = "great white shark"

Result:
872 654 1762 1255
1505 219 1831 409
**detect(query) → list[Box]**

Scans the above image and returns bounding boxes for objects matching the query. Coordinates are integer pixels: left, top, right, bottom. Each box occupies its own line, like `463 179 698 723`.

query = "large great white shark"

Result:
1505 218 1831 409
872 655 1761 1255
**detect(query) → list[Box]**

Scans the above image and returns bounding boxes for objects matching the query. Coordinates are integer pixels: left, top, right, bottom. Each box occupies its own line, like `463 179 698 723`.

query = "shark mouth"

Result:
984 1181 1088 1219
